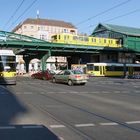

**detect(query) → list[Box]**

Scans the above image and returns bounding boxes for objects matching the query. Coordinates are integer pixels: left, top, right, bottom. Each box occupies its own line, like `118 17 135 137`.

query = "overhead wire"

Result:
7 0 38 31
3 0 26 30
76 0 131 26
88 8 140 29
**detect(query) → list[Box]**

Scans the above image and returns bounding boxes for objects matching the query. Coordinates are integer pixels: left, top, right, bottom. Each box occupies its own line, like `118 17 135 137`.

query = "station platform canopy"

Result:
91 23 140 53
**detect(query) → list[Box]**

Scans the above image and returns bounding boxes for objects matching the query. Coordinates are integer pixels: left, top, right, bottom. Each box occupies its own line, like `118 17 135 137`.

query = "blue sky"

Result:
1 0 140 35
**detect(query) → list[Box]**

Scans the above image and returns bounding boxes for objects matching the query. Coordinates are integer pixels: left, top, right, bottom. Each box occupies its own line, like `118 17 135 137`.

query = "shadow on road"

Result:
0 85 60 140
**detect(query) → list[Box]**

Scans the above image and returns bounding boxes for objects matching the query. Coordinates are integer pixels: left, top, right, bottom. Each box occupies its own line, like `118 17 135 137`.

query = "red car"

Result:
31 70 55 80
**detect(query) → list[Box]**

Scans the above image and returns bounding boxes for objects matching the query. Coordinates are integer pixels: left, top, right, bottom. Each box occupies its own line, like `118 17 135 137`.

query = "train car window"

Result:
84 37 89 41
64 35 67 40
59 35 61 39
104 39 106 43
92 38 96 42
52 35 57 40
79 37 84 41
73 36 78 40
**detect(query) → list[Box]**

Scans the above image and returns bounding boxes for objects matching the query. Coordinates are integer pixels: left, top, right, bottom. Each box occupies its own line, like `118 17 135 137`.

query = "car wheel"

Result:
81 83 86 85
68 80 73 86
52 78 56 83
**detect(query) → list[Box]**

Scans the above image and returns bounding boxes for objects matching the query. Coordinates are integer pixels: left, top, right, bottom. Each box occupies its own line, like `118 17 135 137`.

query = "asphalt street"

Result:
0 76 140 140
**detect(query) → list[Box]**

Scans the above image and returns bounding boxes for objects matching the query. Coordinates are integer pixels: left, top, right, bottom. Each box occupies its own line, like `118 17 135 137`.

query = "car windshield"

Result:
71 70 83 74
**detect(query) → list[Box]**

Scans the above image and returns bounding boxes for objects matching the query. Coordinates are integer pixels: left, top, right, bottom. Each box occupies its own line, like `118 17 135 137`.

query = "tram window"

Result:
87 64 94 70
0 63 4 71
87 65 99 71
106 66 123 71
94 66 99 71
116 40 119 44
114 66 124 71
104 39 106 43
134 67 140 71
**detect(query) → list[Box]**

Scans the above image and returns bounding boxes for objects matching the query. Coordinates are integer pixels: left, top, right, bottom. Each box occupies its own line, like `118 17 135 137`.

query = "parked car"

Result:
31 70 55 80
52 69 89 86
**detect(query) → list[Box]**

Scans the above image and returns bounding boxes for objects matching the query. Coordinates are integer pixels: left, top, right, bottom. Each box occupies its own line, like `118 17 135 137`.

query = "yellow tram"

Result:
86 63 140 77
0 50 16 84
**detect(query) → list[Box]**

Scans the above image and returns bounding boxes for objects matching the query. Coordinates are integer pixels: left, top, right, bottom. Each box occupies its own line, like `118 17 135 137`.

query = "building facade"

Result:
12 18 77 41
12 18 77 73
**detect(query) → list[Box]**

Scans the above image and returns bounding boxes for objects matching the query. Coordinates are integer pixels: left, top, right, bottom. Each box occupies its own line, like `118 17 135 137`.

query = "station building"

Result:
90 23 140 64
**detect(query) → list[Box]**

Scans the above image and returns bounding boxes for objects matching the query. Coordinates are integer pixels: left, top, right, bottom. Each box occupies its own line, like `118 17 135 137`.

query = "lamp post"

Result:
123 53 127 78
55 58 58 70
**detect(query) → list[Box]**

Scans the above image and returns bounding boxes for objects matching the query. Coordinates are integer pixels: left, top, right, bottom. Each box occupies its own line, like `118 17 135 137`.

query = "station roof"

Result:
93 23 140 37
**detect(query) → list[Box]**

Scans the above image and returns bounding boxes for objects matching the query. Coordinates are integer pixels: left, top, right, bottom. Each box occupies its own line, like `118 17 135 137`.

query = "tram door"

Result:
128 66 133 76
99 66 105 76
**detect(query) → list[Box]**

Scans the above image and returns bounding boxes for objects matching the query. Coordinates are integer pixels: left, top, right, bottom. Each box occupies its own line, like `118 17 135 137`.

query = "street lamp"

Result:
123 53 127 78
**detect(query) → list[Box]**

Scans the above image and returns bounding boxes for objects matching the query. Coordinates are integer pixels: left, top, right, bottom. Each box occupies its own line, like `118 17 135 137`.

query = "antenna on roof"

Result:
37 10 39 19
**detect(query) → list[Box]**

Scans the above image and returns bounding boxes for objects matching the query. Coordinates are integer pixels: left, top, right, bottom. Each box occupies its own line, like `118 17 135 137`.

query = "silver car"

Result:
52 70 88 86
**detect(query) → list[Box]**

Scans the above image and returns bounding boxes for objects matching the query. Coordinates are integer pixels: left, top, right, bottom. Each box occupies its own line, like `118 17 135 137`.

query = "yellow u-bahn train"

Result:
51 33 122 48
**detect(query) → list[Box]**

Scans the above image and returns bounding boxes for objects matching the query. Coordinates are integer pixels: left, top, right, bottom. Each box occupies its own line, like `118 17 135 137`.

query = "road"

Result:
0 76 140 140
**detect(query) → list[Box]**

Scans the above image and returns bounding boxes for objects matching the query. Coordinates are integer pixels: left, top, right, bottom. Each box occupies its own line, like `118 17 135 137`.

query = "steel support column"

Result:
41 50 51 71
23 55 31 73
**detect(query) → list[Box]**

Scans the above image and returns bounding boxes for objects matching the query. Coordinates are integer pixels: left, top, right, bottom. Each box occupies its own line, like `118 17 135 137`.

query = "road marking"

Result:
47 92 56 94
102 91 109 93
114 91 121 93
50 125 66 128
126 121 140 124
22 125 44 129
92 91 100 93
135 91 140 93
69 92 78 94
24 92 33 94
15 92 22 94
59 137 65 140
134 86 139 88
0 126 16 129
100 122 118 126
122 91 128 93
75 123 95 127
59 92 67 94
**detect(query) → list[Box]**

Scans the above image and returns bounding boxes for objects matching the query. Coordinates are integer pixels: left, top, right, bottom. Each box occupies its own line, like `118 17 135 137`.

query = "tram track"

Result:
27 102 95 140
38 92 140 133
9 77 140 137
